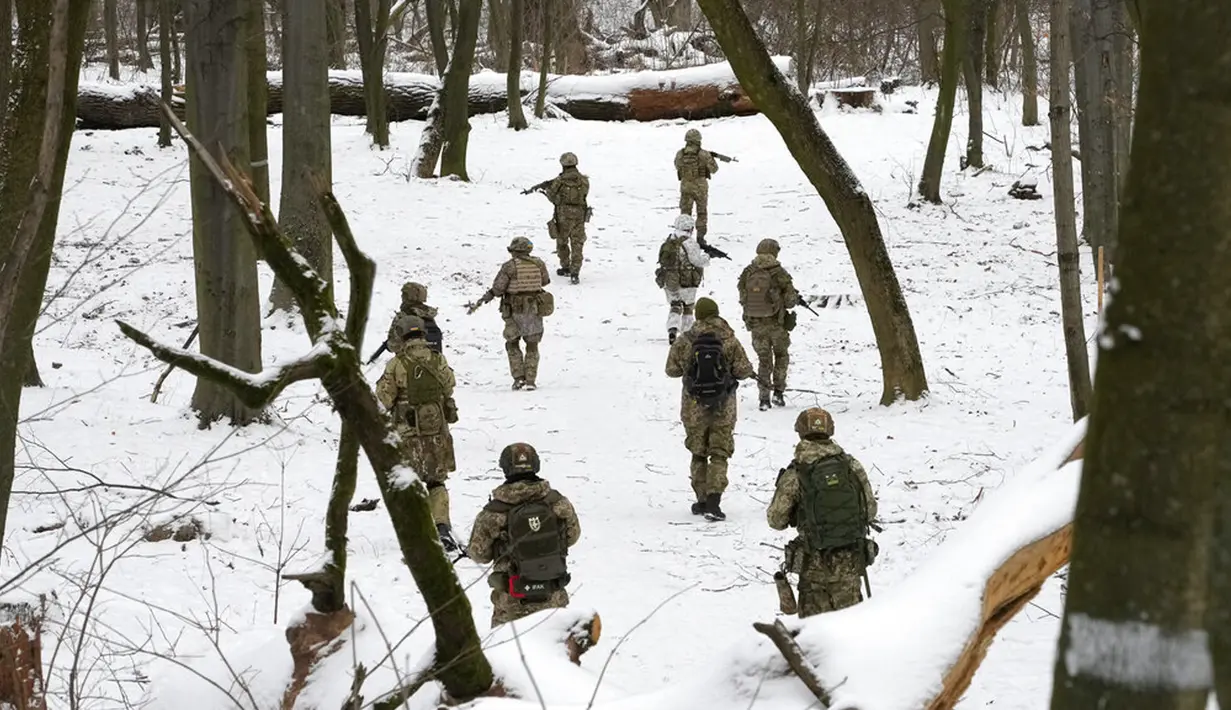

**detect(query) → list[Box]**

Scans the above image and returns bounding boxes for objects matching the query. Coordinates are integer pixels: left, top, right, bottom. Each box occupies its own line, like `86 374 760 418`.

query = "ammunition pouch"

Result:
499 296 513 319
443 399 458 424
864 538 879 566
547 219 559 241
784 310 797 332
783 537 802 575
585 207 593 223
537 290 555 317
655 267 666 289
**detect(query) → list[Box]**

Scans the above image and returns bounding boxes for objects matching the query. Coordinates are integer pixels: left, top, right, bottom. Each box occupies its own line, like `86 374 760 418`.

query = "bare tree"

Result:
355 0 394 147
426 0 450 74
919 0 968 202
1016 0 1039 125
183 0 265 426
157 0 173 147
534 0 551 117
104 0 120 79
247 0 270 204
1047 0 1091 420
326 0 348 69
963 0 987 169
0 0 10 116
270 0 334 312
507 0 528 129
1049 3 1231 708
440 0 481 178
136 0 154 70
983 0 1001 87
696 0 930 406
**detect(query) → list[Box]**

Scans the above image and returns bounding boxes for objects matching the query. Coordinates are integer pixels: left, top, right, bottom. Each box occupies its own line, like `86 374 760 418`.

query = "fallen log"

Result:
75 59 793 130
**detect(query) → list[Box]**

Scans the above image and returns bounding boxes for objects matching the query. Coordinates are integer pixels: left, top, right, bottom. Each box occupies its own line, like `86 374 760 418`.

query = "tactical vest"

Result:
658 237 702 289
556 174 587 206
508 258 543 294
678 148 704 180
796 454 868 552
396 351 446 406
485 490 570 602
742 266 781 318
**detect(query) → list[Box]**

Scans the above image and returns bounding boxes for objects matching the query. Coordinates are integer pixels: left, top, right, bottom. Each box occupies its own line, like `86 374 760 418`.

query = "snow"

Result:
15 84 1102 709
1064 613 1213 691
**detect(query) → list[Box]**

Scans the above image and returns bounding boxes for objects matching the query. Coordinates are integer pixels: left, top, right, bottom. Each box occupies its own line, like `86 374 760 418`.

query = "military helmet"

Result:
499 442 541 478
795 407 835 438
672 214 695 236
560 152 578 167
395 314 427 339
684 128 702 144
508 236 533 254
756 238 781 255
401 281 428 305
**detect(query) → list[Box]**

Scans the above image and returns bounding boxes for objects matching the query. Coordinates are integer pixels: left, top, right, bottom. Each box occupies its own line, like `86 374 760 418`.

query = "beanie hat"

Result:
695 297 719 320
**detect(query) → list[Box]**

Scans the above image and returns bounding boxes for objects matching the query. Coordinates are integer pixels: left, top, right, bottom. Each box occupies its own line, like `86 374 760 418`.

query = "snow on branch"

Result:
117 321 332 408
317 187 375 349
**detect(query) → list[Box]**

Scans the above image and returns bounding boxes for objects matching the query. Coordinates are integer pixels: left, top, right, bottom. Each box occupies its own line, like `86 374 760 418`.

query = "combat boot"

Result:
570 272 580 285
556 267 569 276
668 328 678 345
759 397 771 411
512 378 526 390
690 499 705 515
524 382 537 391
703 493 726 521
772 391 786 407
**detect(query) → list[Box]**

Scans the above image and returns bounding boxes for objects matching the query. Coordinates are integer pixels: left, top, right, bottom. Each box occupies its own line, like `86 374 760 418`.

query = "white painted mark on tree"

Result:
1065 613 1212 690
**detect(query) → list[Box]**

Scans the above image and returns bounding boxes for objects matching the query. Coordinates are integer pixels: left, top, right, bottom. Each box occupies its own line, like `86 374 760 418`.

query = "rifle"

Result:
365 342 389 365
465 292 494 315
699 241 731 260
795 296 821 318
710 151 739 163
521 178 553 195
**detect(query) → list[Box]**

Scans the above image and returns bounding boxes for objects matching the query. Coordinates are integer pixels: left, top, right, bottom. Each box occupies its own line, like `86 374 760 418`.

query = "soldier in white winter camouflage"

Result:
655 213 711 344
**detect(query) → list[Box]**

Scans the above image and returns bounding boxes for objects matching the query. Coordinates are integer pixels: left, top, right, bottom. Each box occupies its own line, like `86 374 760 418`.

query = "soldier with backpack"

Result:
375 315 463 553
674 128 720 243
530 152 591 284
738 238 800 411
768 407 878 617
655 213 711 344
367 282 444 363
664 297 756 521
467 442 582 627
466 237 553 391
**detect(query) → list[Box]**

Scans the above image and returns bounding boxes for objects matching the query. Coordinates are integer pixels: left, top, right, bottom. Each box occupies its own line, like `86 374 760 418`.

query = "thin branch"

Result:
751 619 832 707
149 324 199 403
317 190 375 350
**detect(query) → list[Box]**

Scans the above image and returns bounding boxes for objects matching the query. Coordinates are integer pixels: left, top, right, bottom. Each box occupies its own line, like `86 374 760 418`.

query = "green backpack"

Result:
398 352 446 406
796 454 868 552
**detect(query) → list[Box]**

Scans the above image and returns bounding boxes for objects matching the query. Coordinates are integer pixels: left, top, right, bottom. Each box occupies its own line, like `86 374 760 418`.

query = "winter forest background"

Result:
2 0 1229 709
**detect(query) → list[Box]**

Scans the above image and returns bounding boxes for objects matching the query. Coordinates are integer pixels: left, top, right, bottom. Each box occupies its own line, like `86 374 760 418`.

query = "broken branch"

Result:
752 619 832 707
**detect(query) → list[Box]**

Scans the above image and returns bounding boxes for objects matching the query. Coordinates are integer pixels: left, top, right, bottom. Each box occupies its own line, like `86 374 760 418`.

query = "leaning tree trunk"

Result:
246 0 270 205
1047 0 1091 421
1016 0 1039 125
157 0 173 147
696 0 929 405
440 0 481 179
919 0 968 202
136 0 153 70
104 0 120 79
963 0 986 170
534 0 551 118
0 0 91 555
326 0 347 69
183 0 265 427
355 0 393 147
1048 3 1231 709
270 0 334 312
917 0 942 84
506 0 528 129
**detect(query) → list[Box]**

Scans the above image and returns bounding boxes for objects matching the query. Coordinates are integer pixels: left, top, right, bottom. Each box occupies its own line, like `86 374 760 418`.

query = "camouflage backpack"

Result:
557 174 587 207
742 266 781 318
796 454 868 552
677 148 703 180
655 236 682 288
397 351 447 406
684 332 734 407
485 491 570 602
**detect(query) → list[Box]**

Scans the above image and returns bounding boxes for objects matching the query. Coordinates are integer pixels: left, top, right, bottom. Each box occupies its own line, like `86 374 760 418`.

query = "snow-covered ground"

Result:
11 85 1094 708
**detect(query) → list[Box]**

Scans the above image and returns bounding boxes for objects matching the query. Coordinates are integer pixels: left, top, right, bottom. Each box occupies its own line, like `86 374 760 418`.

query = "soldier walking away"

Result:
526 152 591 284
768 408 878 618
466 237 553 390
655 214 711 345
664 297 756 521
374 315 464 553
367 281 443 364
674 128 720 243
467 442 582 627
738 238 800 411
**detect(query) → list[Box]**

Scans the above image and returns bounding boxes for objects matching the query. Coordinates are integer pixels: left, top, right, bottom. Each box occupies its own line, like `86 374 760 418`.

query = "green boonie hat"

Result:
695 297 718 320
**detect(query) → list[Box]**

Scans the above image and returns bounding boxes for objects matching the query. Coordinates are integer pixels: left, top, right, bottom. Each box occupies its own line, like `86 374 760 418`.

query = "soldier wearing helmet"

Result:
738 237 800 410
767 407 878 618
369 281 444 364
467 443 582 627
655 213 712 344
375 314 463 552
674 128 721 243
467 237 553 390
525 152 591 284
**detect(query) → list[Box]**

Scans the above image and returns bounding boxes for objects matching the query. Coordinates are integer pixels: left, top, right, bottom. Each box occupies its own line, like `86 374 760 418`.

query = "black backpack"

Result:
684 332 733 407
422 315 443 353
486 490 570 602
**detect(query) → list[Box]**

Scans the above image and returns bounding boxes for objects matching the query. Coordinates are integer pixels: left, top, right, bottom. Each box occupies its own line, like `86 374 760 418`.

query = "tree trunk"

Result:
1110 0 1132 193
426 0 450 75
487 0 509 72
1017 0 1039 125
171 7 181 82
247 0 270 204
1070 0 1118 267
1048 3 1231 709
157 0 173 147
136 0 154 70
506 0 528 129
534 0 550 118
917 0 942 83
439 0 480 179
22 347 41 387
0 0 91 555
270 0 333 312
0 0 11 121
1047 0 1091 421
326 0 347 69
356 0 393 147
696 0 929 406
184 0 265 427
918 0 967 202
104 0 120 79
983 0 998 87
963 0 986 170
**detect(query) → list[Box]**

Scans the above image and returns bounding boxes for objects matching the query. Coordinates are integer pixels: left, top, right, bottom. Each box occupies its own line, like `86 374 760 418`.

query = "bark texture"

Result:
157 0 173 147
355 0 393 147
440 0 481 179
919 0 968 202
104 0 120 79
506 0 528 129
1016 0 1038 125
246 0 270 204
917 0 942 83
963 0 986 170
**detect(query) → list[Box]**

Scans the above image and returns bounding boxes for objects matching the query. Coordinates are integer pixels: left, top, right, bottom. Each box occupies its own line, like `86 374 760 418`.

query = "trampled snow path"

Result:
13 86 1093 708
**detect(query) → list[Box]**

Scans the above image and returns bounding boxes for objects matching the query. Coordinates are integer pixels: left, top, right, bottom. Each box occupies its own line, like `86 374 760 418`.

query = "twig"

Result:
752 619 832 707
509 619 547 710
149 325 199 403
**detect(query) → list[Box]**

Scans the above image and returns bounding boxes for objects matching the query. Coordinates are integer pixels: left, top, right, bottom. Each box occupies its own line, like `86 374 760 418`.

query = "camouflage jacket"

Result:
738 254 799 322
546 168 590 223
664 316 756 382
767 438 877 532
675 146 719 182
385 303 441 352
374 340 458 432
468 479 581 576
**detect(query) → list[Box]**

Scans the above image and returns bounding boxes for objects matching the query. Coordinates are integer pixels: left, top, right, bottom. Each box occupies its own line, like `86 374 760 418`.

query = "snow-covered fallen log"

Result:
75 58 793 130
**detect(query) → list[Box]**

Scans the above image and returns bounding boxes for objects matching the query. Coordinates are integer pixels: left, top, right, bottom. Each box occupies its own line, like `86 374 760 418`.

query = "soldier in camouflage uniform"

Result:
374 315 463 552
468 442 582 627
738 238 800 411
664 297 756 521
468 237 552 390
384 282 443 355
768 407 878 617
674 128 720 243
656 213 711 345
539 152 590 284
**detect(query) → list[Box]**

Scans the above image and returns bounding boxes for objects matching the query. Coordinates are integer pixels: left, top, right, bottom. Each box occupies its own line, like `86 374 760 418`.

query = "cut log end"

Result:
281 607 355 710
0 600 45 710
567 612 602 664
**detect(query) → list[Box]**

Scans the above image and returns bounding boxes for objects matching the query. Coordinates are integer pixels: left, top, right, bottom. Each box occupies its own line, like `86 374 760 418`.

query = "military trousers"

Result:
664 287 698 333
681 394 737 498
490 588 571 627
748 319 790 398
503 314 544 385
678 180 710 240
553 219 587 276
795 546 865 618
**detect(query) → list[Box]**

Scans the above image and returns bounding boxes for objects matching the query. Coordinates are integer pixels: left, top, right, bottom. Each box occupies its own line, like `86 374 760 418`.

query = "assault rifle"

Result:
521 178 553 195
365 342 389 365
698 239 731 260
794 296 821 318
710 151 739 163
